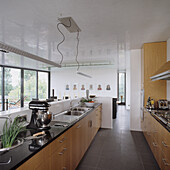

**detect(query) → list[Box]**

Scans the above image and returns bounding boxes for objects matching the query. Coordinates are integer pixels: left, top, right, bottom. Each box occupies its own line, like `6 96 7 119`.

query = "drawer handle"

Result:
152 142 157 147
0 157 12 165
59 137 66 143
162 159 170 166
146 132 151 136
88 120 92 127
162 141 168 147
76 125 81 129
63 167 67 170
59 148 67 155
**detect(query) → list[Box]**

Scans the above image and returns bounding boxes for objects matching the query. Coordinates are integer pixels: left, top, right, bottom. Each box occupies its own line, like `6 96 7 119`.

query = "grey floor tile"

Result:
76 165 96 170
139 152 158 165
78 154 100 168
143 163 160 170
77 106 160 170
97 157 121 170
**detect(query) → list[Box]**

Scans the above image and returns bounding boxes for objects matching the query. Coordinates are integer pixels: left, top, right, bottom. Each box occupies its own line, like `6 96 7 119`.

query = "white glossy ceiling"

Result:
0 0 170 69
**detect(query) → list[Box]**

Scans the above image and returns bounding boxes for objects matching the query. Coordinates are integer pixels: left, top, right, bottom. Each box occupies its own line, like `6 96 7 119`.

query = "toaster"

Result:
158 99 168 110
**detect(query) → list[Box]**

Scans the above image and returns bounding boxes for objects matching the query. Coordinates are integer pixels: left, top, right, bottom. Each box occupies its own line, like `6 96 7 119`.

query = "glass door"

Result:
118 72 126 105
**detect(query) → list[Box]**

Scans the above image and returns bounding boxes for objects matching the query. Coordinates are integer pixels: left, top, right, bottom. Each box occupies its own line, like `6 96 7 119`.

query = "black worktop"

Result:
0 103 101 170
144 108 170 132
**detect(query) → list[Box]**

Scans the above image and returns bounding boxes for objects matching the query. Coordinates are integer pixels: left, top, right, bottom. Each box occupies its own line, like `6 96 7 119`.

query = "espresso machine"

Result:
27 100 52 130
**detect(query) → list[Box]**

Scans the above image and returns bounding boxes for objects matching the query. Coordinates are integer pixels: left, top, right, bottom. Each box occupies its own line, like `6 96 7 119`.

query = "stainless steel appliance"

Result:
158 99 168 110
150 61 170 81
152 110 170 128
27 100 52 130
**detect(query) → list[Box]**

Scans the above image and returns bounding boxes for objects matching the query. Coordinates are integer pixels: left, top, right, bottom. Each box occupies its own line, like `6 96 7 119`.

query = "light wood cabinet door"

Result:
70 119 86 170
161 151 170 170
51 142 69 170
143 110 170 170
142 42 167 106
160 126 170 162
18 105 102 170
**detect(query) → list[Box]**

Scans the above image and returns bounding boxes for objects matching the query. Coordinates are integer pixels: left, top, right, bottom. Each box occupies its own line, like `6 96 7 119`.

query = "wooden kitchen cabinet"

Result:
51 131 70 170
51 142 69 170
17 105 102 170
17 144 51 170
141 42 167 106
143 110 170 169
70 118 86 170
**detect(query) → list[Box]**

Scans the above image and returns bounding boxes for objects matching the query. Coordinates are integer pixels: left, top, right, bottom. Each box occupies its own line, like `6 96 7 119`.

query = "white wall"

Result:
96 97 112 128
51 66 117 99
130 49 141 131
126 51 130 110
167 38 170 101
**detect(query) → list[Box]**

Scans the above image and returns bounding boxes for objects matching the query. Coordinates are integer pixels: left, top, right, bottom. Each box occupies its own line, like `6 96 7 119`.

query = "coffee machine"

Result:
27 100 52 130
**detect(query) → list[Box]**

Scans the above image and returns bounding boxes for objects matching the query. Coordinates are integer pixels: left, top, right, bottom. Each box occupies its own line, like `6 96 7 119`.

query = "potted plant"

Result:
0 116 26 150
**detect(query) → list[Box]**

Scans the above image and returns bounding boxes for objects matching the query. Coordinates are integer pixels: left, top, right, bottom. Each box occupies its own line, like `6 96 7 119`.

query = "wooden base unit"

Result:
17 105 102 170
142 110 170 169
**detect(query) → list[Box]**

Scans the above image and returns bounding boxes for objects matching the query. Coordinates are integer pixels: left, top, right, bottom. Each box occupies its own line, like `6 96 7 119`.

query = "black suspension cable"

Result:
75 31 80 71
57 18 72 65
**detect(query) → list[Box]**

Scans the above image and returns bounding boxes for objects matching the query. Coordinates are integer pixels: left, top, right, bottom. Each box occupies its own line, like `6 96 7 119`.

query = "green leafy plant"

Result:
80 97 92 103
1 117 26 148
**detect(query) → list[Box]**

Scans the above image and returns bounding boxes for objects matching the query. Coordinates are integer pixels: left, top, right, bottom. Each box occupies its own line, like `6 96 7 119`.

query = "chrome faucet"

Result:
70 100 74 109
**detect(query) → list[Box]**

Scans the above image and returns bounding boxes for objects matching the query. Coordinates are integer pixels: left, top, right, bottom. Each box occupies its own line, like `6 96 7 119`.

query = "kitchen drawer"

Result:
17 144 51 170
151 137 161 168
50 131 69 154
161 139 170 161
161 151 170 170
51 142 69 170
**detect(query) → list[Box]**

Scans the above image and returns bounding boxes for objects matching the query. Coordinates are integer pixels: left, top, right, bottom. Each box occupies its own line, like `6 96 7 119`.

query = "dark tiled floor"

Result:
76 106 160 170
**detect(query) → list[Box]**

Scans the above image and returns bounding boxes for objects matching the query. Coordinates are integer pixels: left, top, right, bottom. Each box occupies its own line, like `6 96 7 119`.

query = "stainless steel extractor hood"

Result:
150 61 170 81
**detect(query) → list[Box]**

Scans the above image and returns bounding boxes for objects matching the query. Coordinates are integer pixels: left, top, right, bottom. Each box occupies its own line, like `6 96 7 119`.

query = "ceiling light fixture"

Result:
0 42 61 67
57 17 81 66
58 17 91 78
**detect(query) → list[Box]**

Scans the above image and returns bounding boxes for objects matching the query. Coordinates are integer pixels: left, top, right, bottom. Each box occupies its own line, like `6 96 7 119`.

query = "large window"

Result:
38 72 48 100
24 70 36 107
118 72 126 104
0 66 50 111
0 67 2 111
5 68 21 109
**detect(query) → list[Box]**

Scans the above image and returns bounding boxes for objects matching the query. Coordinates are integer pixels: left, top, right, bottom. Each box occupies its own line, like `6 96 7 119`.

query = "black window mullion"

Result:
21 69 24 107
36 71 38 99
2 67 5 111
48 72 50 99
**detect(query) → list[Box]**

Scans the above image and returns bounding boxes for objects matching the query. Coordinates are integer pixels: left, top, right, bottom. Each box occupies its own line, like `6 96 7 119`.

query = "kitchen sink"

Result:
70 107 92 112
64 111 84 116
52 106 92 124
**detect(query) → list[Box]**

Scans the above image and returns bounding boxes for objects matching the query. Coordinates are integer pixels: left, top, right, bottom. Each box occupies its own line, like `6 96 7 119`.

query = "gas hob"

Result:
152 110 170 127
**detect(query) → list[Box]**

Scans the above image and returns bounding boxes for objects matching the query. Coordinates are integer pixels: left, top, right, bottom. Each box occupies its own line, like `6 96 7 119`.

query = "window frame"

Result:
117 71 126 105
0 64 50 111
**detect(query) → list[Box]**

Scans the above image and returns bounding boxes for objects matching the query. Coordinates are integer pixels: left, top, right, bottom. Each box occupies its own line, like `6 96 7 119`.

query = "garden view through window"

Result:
0 66 49 111
24 70 36 107
118 72 126 104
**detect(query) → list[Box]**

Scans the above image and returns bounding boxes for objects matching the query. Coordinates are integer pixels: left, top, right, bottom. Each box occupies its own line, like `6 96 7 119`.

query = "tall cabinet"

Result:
141 42 167 106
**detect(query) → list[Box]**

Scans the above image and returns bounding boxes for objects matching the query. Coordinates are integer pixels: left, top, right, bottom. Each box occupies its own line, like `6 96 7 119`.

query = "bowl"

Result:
84 102 95 107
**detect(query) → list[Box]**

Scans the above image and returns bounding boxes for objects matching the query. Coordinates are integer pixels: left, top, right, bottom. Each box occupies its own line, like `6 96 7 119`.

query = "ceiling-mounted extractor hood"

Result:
150 61 170 81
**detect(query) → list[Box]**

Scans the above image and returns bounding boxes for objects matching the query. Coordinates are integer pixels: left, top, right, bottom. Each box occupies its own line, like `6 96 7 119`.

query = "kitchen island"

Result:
0 103 102 170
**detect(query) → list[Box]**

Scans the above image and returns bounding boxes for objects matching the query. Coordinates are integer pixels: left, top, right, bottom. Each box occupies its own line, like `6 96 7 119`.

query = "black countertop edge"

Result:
11 103 102 170
144 108 170 132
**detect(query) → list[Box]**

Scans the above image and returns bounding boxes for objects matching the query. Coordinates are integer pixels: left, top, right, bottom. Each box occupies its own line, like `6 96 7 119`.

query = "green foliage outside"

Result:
4 68 13 96
1 69 47 106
